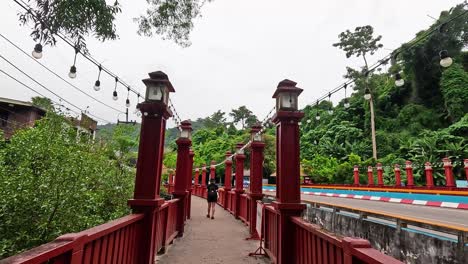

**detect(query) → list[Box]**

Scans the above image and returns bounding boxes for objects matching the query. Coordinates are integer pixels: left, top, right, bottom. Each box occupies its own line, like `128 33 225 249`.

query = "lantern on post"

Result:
405 161 414 188
234 143 246 219
142 71 173 105
394 164 402 187
425 162 434 188
464 159 468 183
247 123 265 239
443 158 455 188
173 120 192 237
127 70 174 263
271 79 305 264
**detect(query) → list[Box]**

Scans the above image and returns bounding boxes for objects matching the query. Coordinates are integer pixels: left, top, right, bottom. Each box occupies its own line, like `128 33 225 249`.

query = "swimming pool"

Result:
261 185 468 204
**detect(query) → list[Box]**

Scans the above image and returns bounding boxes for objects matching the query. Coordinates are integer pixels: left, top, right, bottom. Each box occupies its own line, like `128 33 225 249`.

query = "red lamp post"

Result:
234 143 246 219
377 163 384 187
187 149 195 219
173 120 192 237
394 164 402 187
353 165 360 186
367 166 374 186
271 79 305 264
425 162 434 188
443 158 455 188
127 70 174 264
224 151 233 209
405 161 414 188
210 160 216 180
248 123 265 239
201 164 207 197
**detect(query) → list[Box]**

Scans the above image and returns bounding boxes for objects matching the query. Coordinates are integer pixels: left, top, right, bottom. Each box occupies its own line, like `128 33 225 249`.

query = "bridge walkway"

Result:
157 196 270 264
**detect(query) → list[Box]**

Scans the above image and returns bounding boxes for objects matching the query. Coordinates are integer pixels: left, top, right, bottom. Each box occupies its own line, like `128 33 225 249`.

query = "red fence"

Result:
2 199 182 264
238 194 250 224
262 203 402 264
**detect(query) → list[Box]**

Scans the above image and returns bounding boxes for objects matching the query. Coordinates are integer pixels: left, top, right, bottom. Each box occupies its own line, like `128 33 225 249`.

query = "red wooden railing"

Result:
238 194 249 224
2 199 182 264
218 188 225 207
264 205 279 263
262 203 401 264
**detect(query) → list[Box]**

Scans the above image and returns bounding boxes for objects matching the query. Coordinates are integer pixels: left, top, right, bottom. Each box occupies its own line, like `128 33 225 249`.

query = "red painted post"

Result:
194 168 199 195
172 120 192 237
367 166 374 186
224 151 233 209
353 165 360 186
201 164 207 197
187 150 195 219
465 159 468 183
248 124 265 239
443 158 455 188
210 160 216 180
271 79 306 264
425 162 434 188
234 143 246 219
405 161 414 188
376 163 384 187
127 70 175 264
394 164 402 187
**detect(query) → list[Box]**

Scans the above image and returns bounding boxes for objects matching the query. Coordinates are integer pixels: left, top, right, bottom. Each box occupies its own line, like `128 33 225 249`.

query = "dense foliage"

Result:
0 112 138 258
300 4 468 185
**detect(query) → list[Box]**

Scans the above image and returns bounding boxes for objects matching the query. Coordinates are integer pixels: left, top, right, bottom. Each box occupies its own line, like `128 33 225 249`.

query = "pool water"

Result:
261 185 468 204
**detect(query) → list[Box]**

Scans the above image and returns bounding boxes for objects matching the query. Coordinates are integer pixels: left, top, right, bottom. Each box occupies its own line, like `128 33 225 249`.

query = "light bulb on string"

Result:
315 113 320 121
343 83 350 108
112 77 118 101
125 88 131 107
394 73 404 87
327 93 333 115
307 119 311 124
68 47 79 79
32 43 43 59
364 87 371 100
439 50 453 68
94 65 102 91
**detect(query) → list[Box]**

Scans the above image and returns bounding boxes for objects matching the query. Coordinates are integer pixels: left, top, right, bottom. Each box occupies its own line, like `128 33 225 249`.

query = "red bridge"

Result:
3 72 466 264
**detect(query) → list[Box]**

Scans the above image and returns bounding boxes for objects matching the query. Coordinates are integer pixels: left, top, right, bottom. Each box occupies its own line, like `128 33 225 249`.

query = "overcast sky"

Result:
0 0 462 127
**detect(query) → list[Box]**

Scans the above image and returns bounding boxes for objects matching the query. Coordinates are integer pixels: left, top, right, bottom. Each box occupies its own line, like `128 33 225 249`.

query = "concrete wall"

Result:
303 204 467 264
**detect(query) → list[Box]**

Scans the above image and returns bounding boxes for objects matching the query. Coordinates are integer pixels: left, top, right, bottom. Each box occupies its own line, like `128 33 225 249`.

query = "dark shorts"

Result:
207 192 217 203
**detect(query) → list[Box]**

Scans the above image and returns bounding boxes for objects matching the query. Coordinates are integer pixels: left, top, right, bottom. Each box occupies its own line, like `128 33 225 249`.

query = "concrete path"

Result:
157 196 270 264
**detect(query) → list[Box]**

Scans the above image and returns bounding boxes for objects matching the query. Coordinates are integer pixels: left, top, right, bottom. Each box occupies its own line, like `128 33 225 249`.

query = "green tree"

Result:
31 96 54 112
333 25 383 69
229 106 256 129
440 63 468 122
0 113 135 257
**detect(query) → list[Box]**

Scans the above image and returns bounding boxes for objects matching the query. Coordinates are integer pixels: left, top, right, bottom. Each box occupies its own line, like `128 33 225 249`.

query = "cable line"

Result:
0 32 125 114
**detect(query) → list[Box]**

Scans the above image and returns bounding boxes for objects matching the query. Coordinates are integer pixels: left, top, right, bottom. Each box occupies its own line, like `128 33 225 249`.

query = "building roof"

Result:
0 97 46 114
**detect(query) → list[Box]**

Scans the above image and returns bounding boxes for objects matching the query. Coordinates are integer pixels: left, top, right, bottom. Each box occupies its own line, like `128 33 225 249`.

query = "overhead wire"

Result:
0 32 125 114
0 64 112 123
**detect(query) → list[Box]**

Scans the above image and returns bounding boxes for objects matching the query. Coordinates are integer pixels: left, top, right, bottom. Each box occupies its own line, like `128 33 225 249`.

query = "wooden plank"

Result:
91 239 101 264
99 236 108 263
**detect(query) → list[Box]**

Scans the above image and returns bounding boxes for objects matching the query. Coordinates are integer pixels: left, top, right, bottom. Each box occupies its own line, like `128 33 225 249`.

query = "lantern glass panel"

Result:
180 129 191 139
276 92 298 111
145 83 165 101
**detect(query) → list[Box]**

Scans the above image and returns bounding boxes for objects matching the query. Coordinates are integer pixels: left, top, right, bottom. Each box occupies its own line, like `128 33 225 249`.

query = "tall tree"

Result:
203 110 226 128
333 25 383 70
229 106 256 129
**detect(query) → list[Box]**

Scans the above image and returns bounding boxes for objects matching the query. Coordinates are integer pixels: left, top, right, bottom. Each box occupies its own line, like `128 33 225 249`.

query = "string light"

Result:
32 43 42 59
112 77 118 101
364 87 371 100
327 93 333 115
343 84 350 108
126 88 131 107
94 65 102 91
394 73 404 87
439 50 453 67
68 47 78 79
315 100 320 120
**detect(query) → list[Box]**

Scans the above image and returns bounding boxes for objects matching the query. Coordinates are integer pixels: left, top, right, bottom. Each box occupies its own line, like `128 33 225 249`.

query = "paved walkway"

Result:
157 196 270 264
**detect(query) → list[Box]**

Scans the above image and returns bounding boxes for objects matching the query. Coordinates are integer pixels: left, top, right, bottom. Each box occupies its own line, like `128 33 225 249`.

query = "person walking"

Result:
206 179 218 219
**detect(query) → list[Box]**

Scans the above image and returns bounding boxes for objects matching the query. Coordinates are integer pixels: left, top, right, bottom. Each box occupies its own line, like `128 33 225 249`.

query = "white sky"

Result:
0 0 462 127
